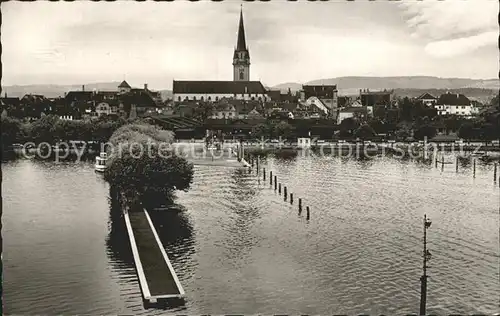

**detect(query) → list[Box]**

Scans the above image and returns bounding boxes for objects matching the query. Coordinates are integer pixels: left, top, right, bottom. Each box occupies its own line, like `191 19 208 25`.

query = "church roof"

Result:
118 80 131 88
173 81 267 94
236 8 247 51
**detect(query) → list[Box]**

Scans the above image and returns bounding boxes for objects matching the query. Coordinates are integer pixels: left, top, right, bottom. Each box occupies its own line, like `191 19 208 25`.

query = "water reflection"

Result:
222 169 263 265
106 189 134 269
148 207 195 267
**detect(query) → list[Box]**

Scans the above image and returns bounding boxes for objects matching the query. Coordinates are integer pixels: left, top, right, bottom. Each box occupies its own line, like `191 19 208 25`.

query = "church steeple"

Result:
236 7 247 51
233 6 250 82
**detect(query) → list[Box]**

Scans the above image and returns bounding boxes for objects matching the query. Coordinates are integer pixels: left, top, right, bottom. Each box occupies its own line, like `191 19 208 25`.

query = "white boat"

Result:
95 152 108 172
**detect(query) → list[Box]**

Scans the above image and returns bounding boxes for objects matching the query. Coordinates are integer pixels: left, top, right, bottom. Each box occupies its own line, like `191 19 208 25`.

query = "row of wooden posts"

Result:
247 155 311 220
435 156 500 185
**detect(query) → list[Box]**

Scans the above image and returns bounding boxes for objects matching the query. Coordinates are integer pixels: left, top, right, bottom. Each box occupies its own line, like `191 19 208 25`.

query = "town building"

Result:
416 93 437 106
301 85 338 118
434 92 475 118
360 89 393 107
63 81 160 118
173 81 268 102
337 106 373 124
172 8 269 103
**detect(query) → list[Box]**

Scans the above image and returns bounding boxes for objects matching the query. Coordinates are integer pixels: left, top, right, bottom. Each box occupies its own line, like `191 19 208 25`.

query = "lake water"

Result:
3 154 499 314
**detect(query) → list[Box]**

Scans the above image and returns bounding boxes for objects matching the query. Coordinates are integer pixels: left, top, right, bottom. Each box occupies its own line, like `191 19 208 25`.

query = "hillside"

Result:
2 82 122 98
271 76 499 93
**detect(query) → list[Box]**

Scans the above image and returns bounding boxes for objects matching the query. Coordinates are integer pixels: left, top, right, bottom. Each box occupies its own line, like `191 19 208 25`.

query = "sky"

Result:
2 0 498 89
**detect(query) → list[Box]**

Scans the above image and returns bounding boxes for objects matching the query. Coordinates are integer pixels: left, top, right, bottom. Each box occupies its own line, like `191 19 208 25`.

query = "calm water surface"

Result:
3 155 499 314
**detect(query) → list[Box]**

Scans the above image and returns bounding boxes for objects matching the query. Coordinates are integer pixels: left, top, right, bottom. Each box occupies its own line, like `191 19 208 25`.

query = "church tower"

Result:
233 7 250 82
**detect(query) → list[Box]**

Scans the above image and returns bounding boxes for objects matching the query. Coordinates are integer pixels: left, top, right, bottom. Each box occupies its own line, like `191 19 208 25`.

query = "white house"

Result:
95 102 119 117
434 92 474 118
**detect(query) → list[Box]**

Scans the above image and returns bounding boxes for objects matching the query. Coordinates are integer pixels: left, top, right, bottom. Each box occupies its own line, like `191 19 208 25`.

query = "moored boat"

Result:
95 152 108 172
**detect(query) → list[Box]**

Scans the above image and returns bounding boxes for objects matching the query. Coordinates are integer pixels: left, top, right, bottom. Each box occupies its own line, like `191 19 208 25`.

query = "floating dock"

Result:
123 207 185 303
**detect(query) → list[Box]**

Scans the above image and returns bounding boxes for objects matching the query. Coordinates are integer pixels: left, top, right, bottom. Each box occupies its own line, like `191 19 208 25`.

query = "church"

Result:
172 8 269 103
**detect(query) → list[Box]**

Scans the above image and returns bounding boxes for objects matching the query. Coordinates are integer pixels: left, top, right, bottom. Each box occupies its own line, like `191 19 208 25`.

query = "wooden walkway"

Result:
185 147 251 168
123 207 185 303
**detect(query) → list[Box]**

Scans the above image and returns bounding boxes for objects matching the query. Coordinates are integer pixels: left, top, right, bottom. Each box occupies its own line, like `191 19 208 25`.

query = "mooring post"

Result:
441 156 444 171
263 168 266 180
274 176 277 190
420 214 432 316
306 206 310 220
473 159 476 178
256 156 259 173
298 198 302 213
435 154 438 168
494 163 497 182
284 186 287 201
270 171 272 185
251 156 254 167
456 156 459 172
290 193 294 204
278 183 281 194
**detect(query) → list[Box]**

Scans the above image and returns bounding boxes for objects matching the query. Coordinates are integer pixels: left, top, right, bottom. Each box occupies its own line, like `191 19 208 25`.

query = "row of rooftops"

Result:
0 80 161 109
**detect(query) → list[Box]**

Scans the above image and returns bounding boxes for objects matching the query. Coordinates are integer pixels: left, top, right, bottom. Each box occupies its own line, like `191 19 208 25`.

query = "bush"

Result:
1 116 23 149
354 124 376 139
413 125 437 140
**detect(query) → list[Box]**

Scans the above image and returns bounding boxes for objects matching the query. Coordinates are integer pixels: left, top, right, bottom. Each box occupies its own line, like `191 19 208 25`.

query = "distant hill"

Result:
159 90 173 100
1 82 122 98
393 88 498 104
271 76 499 95
270 82 303 92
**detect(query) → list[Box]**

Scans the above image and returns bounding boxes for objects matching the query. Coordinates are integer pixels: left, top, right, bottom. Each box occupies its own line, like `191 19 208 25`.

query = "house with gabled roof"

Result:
118 80 132 94
417 92 437 106
434 92 474 117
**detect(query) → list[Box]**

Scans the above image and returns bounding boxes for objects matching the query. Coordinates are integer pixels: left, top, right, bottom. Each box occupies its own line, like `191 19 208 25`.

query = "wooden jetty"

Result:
179 146 250 168
123 207 185 303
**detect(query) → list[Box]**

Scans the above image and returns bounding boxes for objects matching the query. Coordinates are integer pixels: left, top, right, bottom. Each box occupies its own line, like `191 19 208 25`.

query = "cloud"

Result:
399 0 497 57
425 31 498 58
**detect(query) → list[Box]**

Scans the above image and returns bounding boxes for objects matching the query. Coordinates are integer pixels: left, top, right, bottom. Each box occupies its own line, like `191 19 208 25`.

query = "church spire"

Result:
236 6 247 51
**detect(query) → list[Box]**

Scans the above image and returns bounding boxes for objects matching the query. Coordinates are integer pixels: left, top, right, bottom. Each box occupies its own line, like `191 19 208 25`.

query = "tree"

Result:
399 97 414 122
192 102 214 121
252 123 271 139
367 118 386 134
479 123 499 144
458 122 475 141
273 121 293 140
27 114 60 144
104 122 194 210
443 115 463 134
354 124 376 139
339 117 359 138
1 116 22 150
413 124 437 140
